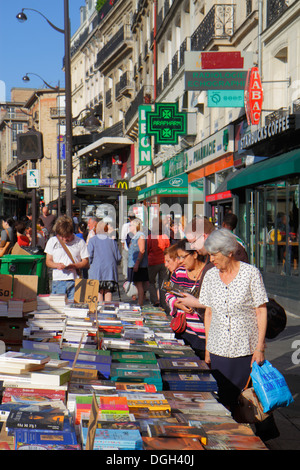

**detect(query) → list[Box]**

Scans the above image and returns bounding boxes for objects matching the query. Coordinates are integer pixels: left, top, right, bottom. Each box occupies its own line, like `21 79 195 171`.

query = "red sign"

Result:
201 52 244 69
206 190 232 203
244 67 263 125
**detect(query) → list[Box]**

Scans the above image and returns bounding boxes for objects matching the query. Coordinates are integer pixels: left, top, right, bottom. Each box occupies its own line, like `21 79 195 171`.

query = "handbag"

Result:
234 376 270 424
266 298 287 339
170 312 187 334
58 237 82 277
123 280 138 298
251 360 294 413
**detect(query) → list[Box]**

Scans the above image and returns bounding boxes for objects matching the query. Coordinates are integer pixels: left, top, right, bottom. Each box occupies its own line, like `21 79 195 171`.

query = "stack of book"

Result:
0 301 8 317
37 294 66 311
0 385 79 450
8 300 24 318
61 347 112 380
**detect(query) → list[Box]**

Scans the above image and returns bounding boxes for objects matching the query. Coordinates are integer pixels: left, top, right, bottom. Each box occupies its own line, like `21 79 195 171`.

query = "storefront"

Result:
228 148 300 309
186 125 236 223
137 172 188 228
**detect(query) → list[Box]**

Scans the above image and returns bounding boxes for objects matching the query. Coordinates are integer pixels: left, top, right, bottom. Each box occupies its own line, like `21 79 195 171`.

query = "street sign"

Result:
207 90 244 107
26 169 40 188
145 102 187 145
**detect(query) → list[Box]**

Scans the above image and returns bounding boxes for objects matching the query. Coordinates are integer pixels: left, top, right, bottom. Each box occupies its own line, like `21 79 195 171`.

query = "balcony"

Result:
106 89 112 108
191 4 236 51
115 71 134 100
95 24 133 73
124 85 153 130
267 0 289 27
50 107 66 119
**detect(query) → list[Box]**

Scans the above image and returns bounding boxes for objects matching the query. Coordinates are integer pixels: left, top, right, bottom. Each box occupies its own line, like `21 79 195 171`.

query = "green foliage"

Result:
96 0 107 12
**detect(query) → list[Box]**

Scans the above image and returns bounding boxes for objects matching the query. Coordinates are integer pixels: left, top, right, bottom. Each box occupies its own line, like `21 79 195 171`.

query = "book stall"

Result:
0 276 268 451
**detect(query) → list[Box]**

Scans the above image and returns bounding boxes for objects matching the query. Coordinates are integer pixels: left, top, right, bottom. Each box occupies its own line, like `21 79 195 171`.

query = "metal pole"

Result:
64 0 73 217
31 160 37 247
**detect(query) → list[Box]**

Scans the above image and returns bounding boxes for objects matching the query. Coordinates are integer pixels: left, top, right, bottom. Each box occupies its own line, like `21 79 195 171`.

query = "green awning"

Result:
138 173 188 200
228 149 300 191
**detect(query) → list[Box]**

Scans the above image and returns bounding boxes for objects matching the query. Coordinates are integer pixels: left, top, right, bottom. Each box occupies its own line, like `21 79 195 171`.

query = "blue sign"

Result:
207 90 244 108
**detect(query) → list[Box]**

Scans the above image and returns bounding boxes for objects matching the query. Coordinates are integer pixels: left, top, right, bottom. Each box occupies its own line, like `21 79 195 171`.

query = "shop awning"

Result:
138 173 188 201
227 149 300 191
76 136 133 159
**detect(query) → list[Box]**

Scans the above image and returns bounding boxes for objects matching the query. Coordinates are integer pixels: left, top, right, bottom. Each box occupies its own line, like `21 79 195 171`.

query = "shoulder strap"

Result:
57 236 75 264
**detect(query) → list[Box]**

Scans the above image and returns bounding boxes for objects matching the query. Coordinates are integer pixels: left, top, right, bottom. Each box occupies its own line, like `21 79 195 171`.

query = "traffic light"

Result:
17 130 44 161
37 189 44 205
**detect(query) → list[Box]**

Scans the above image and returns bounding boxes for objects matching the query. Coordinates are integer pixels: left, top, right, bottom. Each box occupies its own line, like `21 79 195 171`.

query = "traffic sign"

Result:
26 169 40 188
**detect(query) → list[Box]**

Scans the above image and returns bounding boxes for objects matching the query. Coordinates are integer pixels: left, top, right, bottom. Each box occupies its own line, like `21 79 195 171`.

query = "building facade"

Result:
69 0 300 309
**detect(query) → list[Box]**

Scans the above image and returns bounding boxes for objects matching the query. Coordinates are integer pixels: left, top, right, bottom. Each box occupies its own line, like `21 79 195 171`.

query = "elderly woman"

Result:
198 228 268 412
127 218 148 306
88 220 121 302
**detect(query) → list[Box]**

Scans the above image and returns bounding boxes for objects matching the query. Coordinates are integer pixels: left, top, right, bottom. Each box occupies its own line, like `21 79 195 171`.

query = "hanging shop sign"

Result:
138 105 152 166
244 67 263 125
239 115 295 152
76 178 114 186
145 102 187 145
185 51 253 92
207 90 244 108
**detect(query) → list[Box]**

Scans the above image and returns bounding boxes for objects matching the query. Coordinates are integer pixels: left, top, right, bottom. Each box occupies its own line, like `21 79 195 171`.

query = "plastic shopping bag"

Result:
250 360 294 413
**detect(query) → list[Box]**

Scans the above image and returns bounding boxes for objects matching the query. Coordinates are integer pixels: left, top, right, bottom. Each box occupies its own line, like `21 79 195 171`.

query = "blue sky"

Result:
0 0 85 101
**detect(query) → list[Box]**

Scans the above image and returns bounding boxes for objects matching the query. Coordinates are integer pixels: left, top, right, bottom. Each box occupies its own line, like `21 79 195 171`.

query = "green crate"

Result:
0 254 47 294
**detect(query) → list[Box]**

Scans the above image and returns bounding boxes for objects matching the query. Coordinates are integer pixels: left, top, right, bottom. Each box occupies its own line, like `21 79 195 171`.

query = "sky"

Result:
0 0 85 101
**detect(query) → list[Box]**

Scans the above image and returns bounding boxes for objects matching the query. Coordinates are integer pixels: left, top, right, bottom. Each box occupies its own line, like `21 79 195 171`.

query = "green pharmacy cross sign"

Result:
146 102 187 145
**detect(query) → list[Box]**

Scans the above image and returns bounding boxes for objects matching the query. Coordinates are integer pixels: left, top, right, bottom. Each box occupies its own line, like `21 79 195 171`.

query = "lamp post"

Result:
22 73 59 91
17 1 73 218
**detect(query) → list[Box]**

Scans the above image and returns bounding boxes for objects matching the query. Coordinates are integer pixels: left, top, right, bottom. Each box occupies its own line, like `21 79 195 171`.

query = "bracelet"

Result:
255 348 265 353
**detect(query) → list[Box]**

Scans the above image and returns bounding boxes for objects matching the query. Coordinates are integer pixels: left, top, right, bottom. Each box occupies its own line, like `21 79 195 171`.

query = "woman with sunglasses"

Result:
165 239 209 359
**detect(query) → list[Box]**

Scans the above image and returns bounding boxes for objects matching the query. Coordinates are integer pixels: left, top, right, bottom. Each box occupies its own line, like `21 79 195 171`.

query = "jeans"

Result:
52 280 75 301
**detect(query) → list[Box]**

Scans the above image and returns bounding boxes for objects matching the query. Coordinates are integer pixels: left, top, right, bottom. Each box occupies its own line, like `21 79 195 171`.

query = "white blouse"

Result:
199 262 268 358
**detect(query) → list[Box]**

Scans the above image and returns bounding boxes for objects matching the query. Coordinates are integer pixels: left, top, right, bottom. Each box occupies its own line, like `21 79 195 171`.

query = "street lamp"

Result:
22 73 59 91
17 2 73 218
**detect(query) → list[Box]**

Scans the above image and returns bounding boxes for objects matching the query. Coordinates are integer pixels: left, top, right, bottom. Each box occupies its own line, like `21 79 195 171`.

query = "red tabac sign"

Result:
244 67 263 125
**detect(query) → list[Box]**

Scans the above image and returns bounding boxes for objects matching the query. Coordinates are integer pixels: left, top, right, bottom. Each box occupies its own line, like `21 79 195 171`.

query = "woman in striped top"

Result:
165 239 209 359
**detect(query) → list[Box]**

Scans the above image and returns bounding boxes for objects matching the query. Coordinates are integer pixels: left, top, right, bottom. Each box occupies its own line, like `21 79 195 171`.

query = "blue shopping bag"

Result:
250 360 294 413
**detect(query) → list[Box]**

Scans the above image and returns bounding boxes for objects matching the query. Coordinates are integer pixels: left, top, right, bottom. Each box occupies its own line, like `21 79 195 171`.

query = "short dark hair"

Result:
223 213 238 231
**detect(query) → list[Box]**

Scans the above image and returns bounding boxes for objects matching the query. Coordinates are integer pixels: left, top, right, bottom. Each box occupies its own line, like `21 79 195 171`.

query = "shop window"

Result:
257 179 299 277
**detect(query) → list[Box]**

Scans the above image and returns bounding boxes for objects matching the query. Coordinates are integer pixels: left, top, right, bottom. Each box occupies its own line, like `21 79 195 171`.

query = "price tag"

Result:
74 279 99 313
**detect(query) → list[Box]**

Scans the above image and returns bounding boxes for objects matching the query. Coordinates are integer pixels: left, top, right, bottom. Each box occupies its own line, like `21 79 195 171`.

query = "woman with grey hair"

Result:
199 228 268 413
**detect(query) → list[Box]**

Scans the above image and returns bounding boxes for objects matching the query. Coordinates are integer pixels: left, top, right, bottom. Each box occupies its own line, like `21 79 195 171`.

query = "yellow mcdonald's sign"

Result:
117 181 128 190
135 186 141 191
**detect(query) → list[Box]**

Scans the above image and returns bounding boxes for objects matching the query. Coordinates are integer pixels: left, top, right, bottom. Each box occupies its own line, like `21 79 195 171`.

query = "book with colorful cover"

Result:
1 387 66 404
0 351 50 365
115 383 157 393
162 372 218 392
158 357 209 372
6 407 65 431
142 436 204 451
146 423 208 445
60 350 111 364
111 351 157 364
81 427 143 450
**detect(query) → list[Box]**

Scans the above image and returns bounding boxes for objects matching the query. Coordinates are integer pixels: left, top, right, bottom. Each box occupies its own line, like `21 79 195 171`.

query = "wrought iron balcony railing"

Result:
191 4 236 51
